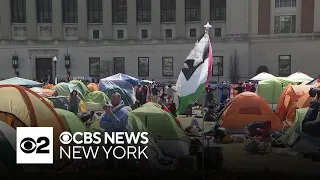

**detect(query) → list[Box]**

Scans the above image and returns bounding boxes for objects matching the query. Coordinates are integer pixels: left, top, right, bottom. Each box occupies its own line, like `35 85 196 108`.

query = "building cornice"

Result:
1 33 320 47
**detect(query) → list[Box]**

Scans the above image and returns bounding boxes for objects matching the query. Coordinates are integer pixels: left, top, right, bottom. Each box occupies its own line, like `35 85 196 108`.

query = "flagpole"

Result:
202 22 212 170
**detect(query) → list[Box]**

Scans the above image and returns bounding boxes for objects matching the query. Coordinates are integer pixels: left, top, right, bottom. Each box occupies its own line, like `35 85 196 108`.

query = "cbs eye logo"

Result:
20 136 50 154
59 132 72 145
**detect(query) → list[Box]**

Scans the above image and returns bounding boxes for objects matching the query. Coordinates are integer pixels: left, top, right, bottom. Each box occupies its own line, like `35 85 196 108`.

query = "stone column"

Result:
103 0 112 39
0 0 11 39
201 0 210 32
151 0 161 39
176 0 185 39
127 0 137 39
26 0 37 39
78 0 88 40
52 0 63 39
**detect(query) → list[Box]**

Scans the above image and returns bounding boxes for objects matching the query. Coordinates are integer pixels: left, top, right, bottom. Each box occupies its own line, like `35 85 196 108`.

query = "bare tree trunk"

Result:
100 60 113 78
229 49 239 83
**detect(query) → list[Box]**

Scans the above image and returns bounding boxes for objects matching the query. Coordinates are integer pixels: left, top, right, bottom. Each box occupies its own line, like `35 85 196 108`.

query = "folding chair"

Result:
245 121 272 154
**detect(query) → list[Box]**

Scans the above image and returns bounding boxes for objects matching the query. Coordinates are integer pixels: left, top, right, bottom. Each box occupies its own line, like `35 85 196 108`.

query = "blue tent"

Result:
0 77 43 87
99 77 134 95
104 73 140 86
98 79 135 106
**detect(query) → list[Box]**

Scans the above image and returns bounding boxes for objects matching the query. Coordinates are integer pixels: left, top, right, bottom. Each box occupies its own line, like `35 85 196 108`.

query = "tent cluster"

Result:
0 74 190 171
215 71 320 156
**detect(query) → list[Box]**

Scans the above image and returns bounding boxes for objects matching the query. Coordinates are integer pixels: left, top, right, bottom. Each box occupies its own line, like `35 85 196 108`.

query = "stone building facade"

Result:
0 0 319 82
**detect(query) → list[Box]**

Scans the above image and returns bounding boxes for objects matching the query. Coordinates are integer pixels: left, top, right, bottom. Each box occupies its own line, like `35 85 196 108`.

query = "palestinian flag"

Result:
176 31 213 114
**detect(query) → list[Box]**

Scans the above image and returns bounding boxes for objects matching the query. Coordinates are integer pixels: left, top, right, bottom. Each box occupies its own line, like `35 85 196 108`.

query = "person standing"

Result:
141 85 149 104
205 85 214 107
218 82 230 104
100 92 129 168
166 84 175 101
151 84 159 103
69 90 80 115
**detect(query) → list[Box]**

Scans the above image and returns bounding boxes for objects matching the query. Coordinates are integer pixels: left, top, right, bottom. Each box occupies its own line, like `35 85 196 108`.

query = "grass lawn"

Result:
178 112 320 176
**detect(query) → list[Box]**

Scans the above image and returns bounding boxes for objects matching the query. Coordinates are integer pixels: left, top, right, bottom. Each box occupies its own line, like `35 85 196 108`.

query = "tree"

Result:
100 60 113 77
229 49 239 83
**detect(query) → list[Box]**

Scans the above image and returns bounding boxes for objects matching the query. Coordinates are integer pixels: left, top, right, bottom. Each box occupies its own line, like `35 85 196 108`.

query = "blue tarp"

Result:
100 77 134 95
0 77 43 87
104 73 140 86
98 79 135 106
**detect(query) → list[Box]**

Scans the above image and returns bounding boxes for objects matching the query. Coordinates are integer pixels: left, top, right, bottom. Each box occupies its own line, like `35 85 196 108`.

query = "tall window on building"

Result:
89 57 100 77
212 56 223 76
62 0 78 23
274 15 296 34
87 0 102 23
114 57 125 74
138 57 149 77
210 0 226 21
11 0 26 23
137 0 151 22
112 0 127 23
37 0 52 23
161 0 176 22
275 0 296 7
185 0 200 22
162 57 173 76
279 55 291 76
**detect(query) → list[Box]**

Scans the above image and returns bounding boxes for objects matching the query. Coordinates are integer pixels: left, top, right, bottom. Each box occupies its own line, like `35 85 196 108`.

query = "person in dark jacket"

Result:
302 95 320 137
233 82 245 94
69 90 80 115
204 104 216 121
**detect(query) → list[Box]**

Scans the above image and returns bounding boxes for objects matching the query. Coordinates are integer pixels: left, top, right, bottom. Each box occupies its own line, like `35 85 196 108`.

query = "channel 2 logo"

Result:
16 127 53 164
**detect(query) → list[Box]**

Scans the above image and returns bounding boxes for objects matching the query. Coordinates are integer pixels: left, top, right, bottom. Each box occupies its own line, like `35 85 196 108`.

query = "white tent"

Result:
287 72 313 82
250 72 275 81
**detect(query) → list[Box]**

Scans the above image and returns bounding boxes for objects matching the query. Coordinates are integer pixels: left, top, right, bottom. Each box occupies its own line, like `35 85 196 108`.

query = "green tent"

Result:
83 91 110 111
53 82 85 99
142 102 162 108
131 105 188 142
275 108 320 147
54 108 87 134
0 121 17 169
256 77 295 104
69 80 90 97
88 113 163 157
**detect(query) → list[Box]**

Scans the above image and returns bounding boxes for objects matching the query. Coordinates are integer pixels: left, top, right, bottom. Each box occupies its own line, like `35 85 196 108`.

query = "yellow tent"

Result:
0 85 65 149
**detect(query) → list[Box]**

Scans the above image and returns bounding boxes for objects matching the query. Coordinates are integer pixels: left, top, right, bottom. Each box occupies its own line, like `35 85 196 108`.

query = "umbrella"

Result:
250 72 275 81
287 72 313 82
0 77 43 87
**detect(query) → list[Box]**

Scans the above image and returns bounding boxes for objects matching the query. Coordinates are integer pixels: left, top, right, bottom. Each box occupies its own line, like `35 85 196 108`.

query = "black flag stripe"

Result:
181 33 209 81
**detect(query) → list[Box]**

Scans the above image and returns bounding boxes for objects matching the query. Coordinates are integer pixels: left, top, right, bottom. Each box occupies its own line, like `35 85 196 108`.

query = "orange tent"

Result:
87 83 98 92
286 93 313 125
0 85 65 150
219 92 282 132
276 84 311 122
42 84 54 89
